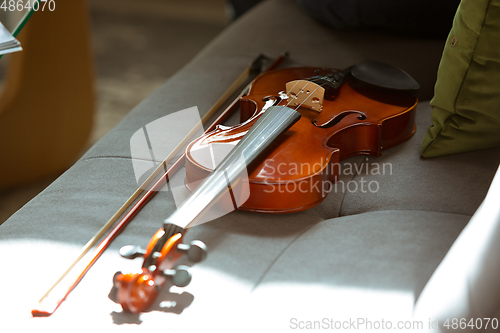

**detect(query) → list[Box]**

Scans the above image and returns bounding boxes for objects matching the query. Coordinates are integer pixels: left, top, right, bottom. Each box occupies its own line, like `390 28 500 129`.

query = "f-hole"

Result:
312 110 367 128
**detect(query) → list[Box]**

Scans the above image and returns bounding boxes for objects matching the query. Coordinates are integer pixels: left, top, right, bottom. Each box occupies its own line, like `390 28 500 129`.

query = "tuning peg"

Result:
162 265 192 287
119 245 147 259
112 271 122 288
177 240 207 263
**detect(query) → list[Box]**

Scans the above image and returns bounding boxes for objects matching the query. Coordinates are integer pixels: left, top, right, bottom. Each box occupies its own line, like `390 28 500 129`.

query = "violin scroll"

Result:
114 227 207 313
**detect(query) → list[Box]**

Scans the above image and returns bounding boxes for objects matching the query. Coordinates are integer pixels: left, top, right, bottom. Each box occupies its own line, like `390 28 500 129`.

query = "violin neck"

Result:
164 105 301 230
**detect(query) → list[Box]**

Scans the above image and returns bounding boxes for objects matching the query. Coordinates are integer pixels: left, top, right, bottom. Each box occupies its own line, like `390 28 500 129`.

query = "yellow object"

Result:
0 0 94 189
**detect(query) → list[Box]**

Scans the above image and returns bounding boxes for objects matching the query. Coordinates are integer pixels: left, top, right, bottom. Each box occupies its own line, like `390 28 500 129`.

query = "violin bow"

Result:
32 52 288 317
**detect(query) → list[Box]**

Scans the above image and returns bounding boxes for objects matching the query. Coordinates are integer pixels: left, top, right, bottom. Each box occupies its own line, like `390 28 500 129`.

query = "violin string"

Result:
281 79 329 111
281 76 326 107
279 69 333 111
163 74 331 238
279 67 332 105
294 81 328 110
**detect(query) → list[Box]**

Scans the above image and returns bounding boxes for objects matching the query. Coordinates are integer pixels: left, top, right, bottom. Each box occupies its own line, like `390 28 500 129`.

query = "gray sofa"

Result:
2 0 500 331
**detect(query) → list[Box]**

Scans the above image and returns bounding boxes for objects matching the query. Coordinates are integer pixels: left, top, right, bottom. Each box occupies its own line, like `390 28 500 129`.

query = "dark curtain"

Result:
295 0 461 39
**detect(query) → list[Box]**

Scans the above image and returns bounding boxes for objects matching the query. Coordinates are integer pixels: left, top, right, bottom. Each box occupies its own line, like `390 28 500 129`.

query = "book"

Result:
0 20 21 55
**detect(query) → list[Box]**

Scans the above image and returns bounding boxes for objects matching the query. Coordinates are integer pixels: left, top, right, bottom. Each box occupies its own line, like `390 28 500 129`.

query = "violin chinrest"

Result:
351 60 420 93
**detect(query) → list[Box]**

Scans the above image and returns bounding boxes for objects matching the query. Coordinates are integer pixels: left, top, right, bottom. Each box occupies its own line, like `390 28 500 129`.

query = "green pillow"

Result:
421 0 500 158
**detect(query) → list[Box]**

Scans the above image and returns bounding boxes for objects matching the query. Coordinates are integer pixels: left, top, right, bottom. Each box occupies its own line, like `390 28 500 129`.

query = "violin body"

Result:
114 64 419 314
185 67 417 213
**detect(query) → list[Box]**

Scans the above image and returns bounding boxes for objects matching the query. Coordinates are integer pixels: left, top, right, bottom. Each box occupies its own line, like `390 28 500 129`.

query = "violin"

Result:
113 62 419 313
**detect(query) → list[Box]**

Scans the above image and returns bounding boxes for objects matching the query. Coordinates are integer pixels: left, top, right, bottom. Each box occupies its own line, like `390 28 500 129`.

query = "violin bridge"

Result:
285 80 324 112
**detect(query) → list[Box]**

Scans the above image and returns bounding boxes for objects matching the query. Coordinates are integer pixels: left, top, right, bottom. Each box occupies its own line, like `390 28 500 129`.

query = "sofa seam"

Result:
250 209 471 292
337 156 368 217
338 209 472 219
340 208 473 219
81 155 159 163
251 222 317 292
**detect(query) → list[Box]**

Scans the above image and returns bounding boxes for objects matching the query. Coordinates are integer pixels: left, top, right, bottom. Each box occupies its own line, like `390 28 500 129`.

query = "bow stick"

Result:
32 52 289 317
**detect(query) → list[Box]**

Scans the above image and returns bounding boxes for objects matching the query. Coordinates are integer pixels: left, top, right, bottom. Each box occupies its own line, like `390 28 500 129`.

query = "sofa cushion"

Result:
421 0 500 158
0 208 468 331
339 101 500 218
246 210 470 332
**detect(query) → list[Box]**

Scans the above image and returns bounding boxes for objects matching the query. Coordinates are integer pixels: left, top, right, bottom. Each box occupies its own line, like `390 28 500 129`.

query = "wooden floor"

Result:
0 0 228 224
